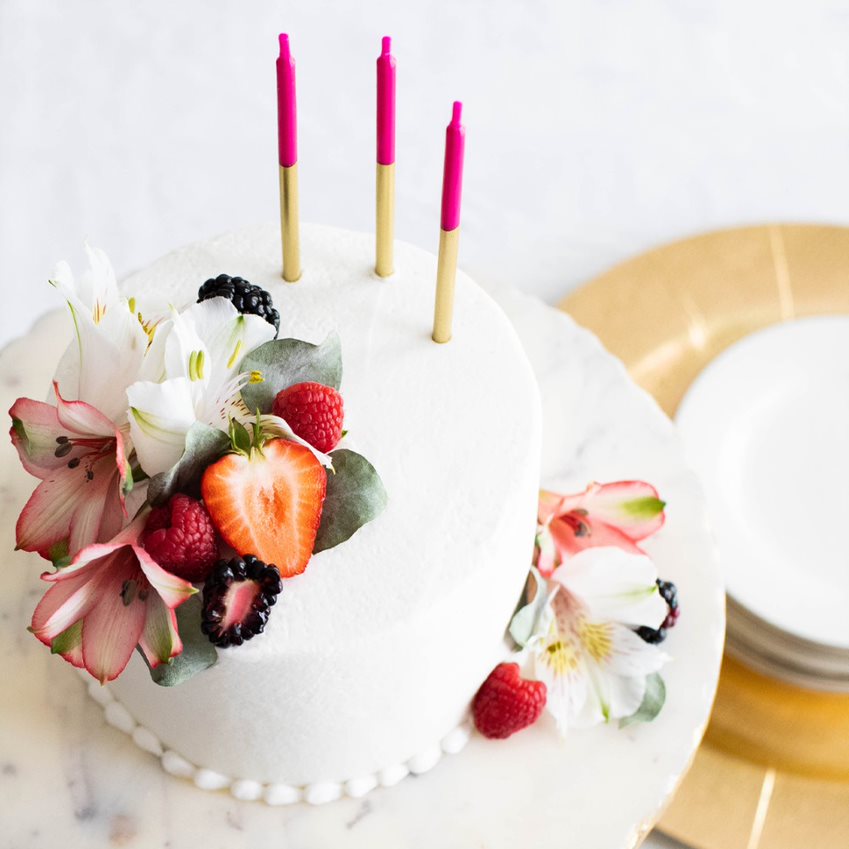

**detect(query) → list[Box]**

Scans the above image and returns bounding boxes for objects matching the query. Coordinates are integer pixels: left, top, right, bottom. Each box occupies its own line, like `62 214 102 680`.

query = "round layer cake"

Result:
105 223 542 793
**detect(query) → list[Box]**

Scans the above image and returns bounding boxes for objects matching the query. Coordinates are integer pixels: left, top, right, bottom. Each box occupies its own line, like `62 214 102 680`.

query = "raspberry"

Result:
201 556 283 648
472 662 547 740
272 382 344 454
142 494 219 582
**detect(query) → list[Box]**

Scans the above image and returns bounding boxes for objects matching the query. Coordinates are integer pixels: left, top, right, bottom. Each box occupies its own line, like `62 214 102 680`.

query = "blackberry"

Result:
635 579 680 645
197 274 280 336
200 555 283 648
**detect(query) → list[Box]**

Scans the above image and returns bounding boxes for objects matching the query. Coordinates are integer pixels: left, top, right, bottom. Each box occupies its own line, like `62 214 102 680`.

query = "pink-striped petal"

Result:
548 514 644 559
136 547 197 609
573 482 666 541
80 553 147 683
52 382 117 439
138 594 183 668
30 567 99 644
9 398 84 476
16 461 123 560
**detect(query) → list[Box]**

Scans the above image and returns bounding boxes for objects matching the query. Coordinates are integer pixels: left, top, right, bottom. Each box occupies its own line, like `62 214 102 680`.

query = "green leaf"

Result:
621 497 666 520
619 672 666 728
240 333 342 414
509 566 551 648
147 423 229 506
229 418 252 456
147 595 218 687
313 449 387 554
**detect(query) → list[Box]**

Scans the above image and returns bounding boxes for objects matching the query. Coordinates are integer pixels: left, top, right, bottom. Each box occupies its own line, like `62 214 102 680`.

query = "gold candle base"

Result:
375 162 395 277
432 227 460 343
279 163 301 282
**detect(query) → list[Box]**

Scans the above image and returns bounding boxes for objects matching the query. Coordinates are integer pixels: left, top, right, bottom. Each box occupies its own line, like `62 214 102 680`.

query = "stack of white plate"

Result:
675 315 849 692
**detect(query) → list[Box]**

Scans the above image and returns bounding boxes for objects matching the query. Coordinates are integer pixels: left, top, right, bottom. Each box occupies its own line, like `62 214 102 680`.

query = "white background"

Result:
2 1 847 846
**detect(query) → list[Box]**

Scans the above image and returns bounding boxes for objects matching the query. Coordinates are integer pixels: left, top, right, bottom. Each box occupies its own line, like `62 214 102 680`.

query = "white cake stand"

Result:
0 289 724 849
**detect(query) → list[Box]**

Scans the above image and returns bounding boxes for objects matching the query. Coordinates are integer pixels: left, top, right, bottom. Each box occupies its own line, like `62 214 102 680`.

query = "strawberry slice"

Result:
201 438 327 578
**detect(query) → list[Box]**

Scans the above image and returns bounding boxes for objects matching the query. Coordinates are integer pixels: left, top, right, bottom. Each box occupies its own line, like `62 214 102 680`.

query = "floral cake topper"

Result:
472 482 678 738
11 247 387 685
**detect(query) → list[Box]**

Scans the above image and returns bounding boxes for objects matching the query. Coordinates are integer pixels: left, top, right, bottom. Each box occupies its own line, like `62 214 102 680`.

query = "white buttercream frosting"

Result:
106 223 542 792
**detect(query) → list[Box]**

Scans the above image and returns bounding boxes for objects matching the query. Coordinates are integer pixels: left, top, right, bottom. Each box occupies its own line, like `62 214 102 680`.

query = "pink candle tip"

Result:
277 33 297 167
441 102 465 231
376 35 396 165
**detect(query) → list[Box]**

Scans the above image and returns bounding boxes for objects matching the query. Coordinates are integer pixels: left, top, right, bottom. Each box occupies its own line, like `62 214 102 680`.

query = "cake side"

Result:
106 223 543 787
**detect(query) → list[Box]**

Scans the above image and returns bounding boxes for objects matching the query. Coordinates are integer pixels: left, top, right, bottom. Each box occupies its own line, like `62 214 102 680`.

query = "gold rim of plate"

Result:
560 224 849 849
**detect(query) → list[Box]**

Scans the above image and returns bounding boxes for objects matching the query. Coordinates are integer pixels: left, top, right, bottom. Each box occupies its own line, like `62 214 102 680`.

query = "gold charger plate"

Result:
561 224 849 849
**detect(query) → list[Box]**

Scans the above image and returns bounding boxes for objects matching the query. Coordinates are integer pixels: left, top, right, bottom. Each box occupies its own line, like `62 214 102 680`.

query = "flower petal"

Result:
9 397 78 476
538 489 568 525
551 548 668 629
259 414 334 469
548 513 644 558
53 382 119 439
534 631 588 734
16 452 125 560
79 551 147 683
30 568 99 643
573 482 666 542
127 378 197 477
67 458 126 555
50 621 85 668
138 594 183 668
580 662 648 727
136 547 197 610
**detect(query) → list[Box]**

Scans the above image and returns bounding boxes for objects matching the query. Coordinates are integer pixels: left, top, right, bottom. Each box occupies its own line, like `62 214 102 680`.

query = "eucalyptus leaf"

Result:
147 595 218 687
619 672 666 728
313 449 387 554
240 333 342 415
509 566 551 649
147 423 229 506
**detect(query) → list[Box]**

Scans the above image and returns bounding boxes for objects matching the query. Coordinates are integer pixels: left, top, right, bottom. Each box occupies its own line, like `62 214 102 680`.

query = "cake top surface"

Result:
123 223 542 656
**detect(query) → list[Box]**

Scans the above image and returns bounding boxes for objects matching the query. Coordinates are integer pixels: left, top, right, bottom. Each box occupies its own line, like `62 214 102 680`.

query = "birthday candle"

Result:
375 36 396 277
277 33 301 282
432 102 465 343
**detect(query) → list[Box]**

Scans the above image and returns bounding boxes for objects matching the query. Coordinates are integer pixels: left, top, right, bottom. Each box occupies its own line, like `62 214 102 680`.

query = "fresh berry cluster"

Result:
472 662 547 740
200 555 283 648
636 579 680 645
272 382 345 454
197 274 280 336
142 494 218 583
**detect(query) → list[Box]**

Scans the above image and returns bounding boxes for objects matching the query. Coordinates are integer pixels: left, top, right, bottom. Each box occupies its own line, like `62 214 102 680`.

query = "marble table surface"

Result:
0 289 724 849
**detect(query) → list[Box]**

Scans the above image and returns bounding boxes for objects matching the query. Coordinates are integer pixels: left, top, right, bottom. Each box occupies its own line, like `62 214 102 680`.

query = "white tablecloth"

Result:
3 1 847 845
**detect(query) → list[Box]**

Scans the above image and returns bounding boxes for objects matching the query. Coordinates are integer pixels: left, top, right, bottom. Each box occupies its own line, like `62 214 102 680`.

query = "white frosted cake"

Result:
10 221 678 808
92 223 541 796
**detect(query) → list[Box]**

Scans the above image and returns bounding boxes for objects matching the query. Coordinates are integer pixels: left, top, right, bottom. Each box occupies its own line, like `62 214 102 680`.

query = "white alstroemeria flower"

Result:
127 298 276 477
533 547 669 731
50 244 168 425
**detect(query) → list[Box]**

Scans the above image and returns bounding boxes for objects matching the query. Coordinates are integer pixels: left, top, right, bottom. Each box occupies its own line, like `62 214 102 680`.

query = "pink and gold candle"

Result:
277 33 301 282
375 36 396 277
432 101 465 343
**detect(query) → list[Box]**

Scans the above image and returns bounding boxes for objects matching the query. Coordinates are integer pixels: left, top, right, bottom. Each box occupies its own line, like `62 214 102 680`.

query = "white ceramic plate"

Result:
0 292 724 849
676 316 849 650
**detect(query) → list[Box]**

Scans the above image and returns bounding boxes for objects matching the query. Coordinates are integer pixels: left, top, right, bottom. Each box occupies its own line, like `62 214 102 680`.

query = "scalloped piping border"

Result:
79 671 472 804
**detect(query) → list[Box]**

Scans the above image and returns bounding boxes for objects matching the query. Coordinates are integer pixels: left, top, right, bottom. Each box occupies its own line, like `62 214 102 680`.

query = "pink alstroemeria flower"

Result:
536 482 666 577
30 513 196 683
10 382 130 563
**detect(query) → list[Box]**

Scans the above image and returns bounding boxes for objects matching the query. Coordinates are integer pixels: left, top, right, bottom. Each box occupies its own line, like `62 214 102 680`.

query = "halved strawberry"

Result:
201 438 327 578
